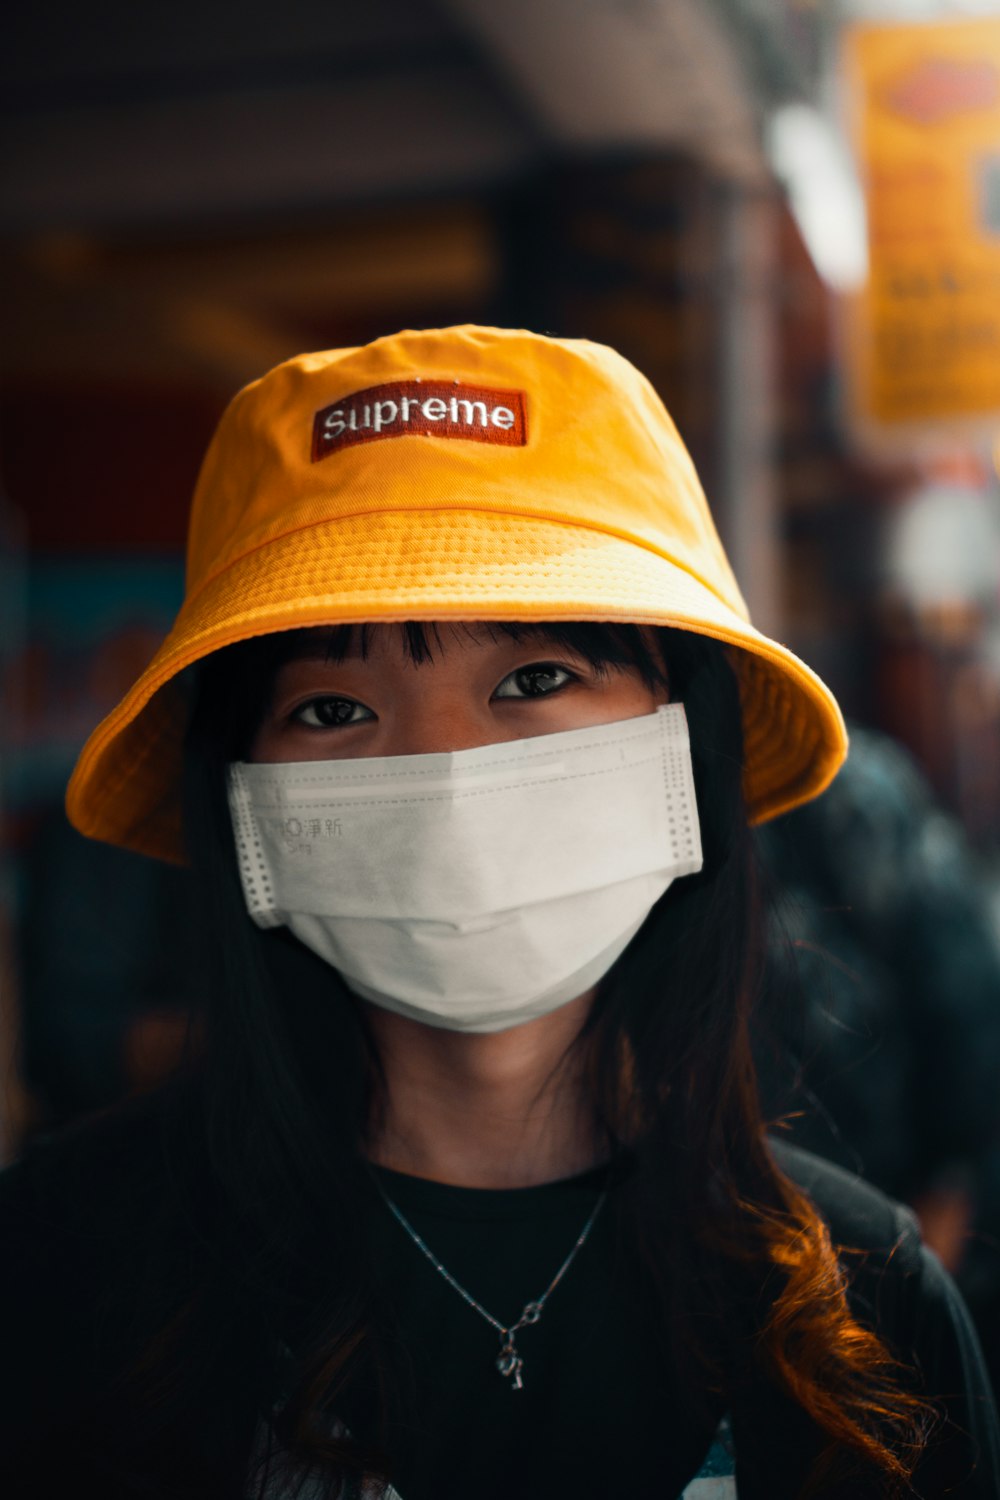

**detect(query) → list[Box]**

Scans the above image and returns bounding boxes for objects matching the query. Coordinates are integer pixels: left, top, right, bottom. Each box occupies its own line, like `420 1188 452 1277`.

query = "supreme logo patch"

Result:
312 380 527 461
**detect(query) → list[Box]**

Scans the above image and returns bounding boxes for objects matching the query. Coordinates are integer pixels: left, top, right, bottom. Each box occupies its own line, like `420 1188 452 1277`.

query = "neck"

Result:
363 991 603 1189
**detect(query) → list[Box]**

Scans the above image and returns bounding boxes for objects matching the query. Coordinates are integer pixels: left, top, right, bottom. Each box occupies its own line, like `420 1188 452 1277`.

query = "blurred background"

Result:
3 0 1000 1383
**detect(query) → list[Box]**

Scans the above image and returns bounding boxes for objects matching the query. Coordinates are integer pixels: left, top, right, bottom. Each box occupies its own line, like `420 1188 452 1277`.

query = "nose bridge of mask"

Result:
228 704 700 925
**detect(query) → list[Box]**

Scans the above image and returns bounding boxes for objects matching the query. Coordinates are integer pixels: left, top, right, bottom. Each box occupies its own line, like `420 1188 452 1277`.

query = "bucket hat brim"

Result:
66 506 847 863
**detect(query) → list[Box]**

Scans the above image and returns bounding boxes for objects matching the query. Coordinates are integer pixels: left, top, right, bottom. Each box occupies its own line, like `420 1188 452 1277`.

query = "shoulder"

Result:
766 1135 996 1428
767 1134 922 1264
766 1134 928 1337
766 1139 1000 1494
0 1085 190 1370
0 1091 267 1484
0 1088 210 1448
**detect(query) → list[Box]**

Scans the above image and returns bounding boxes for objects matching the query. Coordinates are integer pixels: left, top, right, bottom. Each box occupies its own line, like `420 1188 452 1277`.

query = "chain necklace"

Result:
375 1178 608 1391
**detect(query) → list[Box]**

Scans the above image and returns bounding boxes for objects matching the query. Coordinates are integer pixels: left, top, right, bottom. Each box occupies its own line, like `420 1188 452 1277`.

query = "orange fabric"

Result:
65 325 848 862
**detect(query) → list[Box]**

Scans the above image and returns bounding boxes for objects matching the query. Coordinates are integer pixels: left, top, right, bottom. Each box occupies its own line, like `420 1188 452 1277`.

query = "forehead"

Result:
273 622 575 665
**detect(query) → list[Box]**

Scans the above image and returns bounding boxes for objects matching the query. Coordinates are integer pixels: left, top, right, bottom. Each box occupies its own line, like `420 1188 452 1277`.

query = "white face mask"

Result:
227 703 702 1034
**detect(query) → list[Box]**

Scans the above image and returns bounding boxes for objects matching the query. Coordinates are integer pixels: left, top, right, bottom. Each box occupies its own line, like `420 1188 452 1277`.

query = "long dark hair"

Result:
134 621 929 1497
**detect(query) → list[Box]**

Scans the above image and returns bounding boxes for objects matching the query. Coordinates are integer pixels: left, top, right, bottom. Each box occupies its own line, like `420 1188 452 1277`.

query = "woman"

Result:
4 325 998 1499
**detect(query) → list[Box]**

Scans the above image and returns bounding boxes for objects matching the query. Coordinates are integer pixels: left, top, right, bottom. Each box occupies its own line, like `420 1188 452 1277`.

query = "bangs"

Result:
305 621 670 692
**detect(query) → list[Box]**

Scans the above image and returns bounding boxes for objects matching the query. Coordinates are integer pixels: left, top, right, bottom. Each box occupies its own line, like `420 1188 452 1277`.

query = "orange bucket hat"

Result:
66 324 847 862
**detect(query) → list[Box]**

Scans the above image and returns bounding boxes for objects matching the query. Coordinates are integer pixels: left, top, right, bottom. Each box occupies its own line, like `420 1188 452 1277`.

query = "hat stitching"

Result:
183 505 745 622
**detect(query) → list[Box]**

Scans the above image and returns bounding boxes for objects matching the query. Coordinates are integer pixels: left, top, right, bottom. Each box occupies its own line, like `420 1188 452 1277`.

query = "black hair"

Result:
122 621 927 1497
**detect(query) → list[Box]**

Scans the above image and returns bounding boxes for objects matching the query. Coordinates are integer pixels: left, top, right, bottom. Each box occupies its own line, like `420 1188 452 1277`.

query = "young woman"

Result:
4 326 998 1499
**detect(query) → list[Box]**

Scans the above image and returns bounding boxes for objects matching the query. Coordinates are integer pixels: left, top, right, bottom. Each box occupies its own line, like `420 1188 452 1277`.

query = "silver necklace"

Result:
375 1179 608 1391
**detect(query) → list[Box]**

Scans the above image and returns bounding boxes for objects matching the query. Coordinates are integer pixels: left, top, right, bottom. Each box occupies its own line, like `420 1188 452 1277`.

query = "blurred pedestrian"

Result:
758 724 1000 1391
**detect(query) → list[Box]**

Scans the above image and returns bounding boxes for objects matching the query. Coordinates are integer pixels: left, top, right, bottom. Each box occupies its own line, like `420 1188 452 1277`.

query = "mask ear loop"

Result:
227 764 281 927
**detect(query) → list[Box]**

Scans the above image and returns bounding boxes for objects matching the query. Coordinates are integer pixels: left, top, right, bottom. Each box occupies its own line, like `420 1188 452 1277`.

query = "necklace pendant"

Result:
377 1184 607 1402
496 1340 525 1389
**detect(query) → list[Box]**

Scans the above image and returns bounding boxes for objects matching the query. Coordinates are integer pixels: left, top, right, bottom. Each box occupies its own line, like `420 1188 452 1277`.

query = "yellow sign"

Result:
844 17 1000 435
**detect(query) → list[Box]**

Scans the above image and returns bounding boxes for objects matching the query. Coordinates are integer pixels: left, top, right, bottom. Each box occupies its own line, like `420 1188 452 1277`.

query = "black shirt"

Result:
1 1098 998 1499
350 1159 716 1499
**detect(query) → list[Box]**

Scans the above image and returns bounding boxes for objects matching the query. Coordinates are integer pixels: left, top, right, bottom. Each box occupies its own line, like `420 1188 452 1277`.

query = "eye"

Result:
292 696 374 728
493 662 576 699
